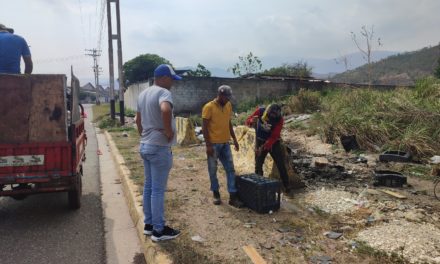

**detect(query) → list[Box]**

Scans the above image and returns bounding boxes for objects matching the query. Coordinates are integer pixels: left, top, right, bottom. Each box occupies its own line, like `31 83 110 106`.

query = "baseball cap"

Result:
0 24 14 33
154 64 182 80
218 85 233 99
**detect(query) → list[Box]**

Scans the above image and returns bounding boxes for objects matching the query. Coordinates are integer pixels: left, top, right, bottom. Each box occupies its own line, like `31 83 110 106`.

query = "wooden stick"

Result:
380 189 407 199
243 245 267 264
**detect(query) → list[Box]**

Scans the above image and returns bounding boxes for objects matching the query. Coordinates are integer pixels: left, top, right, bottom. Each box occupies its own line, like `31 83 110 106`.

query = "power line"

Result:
34 55 87 64
85 49 102 104
77 0 87 49
97 0 107 63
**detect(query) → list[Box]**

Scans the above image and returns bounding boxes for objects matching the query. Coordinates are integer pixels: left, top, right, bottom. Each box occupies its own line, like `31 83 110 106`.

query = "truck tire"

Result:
68 173 82 209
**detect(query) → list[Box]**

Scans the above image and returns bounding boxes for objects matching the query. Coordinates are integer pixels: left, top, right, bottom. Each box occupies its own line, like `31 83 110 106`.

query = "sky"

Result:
1 0 439 86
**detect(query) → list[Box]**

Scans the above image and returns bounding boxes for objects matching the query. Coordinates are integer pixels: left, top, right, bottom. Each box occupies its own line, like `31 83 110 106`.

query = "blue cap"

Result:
154 64 182 80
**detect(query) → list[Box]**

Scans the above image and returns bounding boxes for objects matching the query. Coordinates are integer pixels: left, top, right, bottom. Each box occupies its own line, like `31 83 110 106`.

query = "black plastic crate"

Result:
237 174 281 214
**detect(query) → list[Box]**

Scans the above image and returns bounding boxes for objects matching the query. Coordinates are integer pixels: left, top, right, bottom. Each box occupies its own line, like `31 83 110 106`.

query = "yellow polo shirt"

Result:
202 100 232 143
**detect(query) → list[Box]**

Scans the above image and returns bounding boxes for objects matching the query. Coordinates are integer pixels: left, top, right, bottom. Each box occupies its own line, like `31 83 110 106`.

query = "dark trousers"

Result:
255 139 289 189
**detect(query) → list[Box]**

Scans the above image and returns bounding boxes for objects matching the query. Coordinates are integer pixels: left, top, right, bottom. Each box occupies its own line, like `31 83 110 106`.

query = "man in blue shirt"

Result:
0 23 33 74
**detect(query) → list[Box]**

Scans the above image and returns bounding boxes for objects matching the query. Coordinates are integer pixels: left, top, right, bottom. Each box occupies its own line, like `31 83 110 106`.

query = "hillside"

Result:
331 44 440 85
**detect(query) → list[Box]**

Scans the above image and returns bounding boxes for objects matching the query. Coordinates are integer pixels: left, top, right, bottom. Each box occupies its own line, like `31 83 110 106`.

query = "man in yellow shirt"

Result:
202 85 243 207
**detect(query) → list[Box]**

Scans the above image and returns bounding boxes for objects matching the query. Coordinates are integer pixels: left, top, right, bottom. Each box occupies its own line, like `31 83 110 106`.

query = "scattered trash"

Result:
197 134 204 142
348 155 368 164
347 240 358 249
97 149 102 155
191 235 205 243
194 126 202 135
324 231 343 239
366 216 375 225
243 222 256 228
430 155 440 164
122 132 128 137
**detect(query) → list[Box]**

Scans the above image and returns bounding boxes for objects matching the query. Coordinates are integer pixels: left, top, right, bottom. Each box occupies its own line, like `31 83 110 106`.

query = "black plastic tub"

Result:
379 151 412 163
373 170 407 187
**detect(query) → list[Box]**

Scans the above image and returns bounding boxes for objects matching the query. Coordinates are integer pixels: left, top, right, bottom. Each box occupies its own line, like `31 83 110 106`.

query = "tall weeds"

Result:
316 78 440 158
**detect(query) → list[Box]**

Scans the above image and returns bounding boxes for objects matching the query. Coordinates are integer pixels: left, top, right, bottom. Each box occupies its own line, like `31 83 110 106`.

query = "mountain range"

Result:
331 44 440 85
199 51 399 79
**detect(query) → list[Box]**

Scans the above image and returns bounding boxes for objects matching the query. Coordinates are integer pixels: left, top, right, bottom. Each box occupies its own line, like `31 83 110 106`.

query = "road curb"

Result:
104 131 173 264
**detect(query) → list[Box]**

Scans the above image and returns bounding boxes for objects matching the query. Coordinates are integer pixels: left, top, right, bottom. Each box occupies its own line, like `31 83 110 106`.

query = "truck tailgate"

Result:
0 142 73 183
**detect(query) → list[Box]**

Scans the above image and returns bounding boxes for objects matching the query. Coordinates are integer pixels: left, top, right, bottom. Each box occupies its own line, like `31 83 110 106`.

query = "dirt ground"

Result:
110 120 440 264
154 128 440 264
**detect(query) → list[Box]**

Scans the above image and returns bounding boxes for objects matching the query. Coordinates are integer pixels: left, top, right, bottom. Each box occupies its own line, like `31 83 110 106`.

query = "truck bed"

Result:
0 74 67 143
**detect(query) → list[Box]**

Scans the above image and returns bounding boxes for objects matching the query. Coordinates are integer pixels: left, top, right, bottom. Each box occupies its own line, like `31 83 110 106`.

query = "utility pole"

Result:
106 0 115 120
106 0 125 124
85 49 102 105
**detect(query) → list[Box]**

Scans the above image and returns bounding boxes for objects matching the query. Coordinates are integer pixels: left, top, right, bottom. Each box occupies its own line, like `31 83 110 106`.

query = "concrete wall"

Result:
124 82 150 112
125 77 300 114
125 77 410 115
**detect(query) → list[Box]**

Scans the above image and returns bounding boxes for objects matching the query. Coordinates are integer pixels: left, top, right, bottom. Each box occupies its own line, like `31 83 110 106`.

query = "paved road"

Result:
0 105 105 264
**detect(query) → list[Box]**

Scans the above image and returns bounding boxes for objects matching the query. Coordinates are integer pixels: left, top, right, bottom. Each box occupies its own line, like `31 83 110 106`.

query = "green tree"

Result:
229 52 262 76
186 63 211 77
435 44 440 79
123 54 171 85
263 61 313 78
435 58 440 79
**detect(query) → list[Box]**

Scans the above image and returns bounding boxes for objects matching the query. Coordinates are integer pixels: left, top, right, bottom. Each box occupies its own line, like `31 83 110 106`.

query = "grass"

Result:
92 103 136 130
108 129 144 188
92 103 112 122
307 77 440 159
286 88 322 114
355 241 408 264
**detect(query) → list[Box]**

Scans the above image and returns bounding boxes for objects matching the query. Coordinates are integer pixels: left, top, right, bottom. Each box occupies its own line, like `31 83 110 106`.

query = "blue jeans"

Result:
139 143 173 232
207 143 237 193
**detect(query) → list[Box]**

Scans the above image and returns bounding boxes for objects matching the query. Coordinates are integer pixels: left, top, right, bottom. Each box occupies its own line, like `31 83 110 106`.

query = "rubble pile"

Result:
357 220 440 263
303 188 360 214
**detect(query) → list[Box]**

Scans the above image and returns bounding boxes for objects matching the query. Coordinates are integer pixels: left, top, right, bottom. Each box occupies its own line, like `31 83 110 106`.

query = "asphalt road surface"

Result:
0 105 105 264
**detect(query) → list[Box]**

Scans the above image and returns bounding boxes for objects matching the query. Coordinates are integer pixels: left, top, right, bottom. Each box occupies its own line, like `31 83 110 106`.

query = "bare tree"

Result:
351 25 382 85
335 53 350 71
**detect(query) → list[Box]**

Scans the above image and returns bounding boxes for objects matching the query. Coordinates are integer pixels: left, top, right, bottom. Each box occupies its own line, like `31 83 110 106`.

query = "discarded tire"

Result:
379 151 412 163
373 170 407 187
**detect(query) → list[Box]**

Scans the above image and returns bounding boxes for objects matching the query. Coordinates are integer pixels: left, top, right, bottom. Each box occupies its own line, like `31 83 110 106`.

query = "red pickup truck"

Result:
0 74 86 209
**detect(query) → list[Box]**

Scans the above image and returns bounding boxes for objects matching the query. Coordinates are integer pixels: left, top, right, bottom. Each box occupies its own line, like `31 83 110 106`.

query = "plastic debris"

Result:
191 235 205 243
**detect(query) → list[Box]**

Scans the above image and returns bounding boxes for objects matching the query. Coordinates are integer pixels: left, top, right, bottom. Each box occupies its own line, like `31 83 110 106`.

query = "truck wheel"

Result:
68 173 82 209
